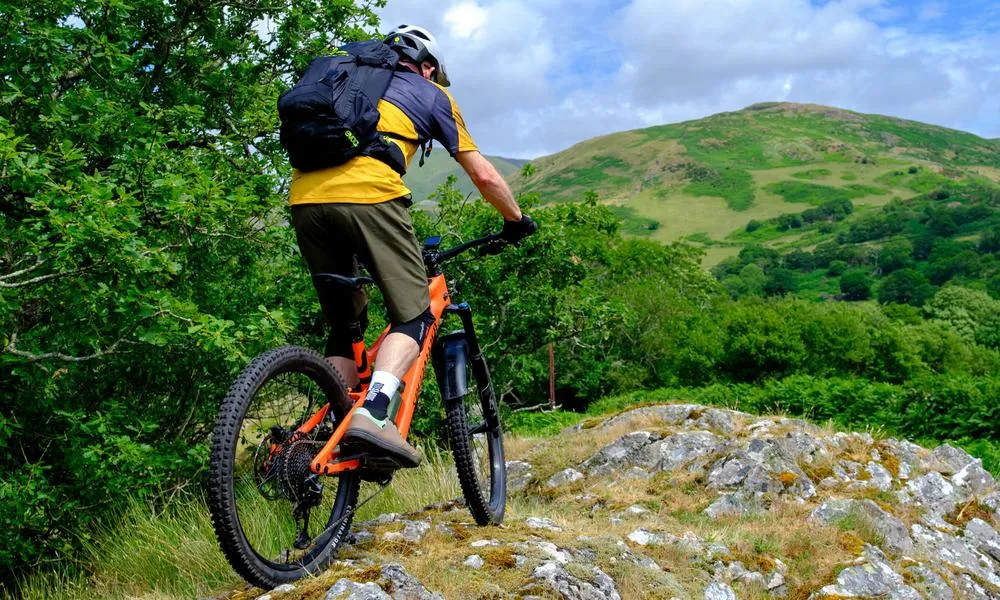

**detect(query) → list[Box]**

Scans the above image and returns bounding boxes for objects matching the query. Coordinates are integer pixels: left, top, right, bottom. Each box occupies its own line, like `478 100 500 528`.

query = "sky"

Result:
375 0 1000 159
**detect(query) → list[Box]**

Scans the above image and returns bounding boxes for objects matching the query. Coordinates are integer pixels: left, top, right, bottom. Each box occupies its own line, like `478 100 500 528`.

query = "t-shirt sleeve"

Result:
430 88 478 156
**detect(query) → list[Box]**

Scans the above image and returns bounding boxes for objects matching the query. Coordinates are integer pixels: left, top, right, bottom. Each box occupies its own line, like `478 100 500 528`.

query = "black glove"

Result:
501 215 538 244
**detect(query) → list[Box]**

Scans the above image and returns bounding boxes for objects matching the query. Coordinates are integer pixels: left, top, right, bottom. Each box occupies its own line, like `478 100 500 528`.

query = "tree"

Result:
877 239 913 274
877 269 935 306
0 0 382 580
925 287 1000 348
764 268 800 296
840 269 873 300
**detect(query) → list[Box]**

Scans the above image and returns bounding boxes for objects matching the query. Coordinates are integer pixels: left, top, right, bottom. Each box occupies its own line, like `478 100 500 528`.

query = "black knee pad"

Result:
325 308 368 359
389 308 435 345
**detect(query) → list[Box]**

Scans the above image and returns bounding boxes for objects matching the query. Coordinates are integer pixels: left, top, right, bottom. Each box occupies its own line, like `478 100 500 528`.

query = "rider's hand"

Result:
501 215 538 245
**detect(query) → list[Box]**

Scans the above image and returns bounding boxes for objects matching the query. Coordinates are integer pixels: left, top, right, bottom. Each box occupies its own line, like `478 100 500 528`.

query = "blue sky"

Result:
377 0 999 158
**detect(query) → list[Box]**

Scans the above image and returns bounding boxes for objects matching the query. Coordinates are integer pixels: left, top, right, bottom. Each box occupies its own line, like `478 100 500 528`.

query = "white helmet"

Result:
383 24 451 87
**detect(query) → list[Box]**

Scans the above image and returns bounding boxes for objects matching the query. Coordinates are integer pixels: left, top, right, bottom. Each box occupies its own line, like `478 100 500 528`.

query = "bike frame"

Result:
299 233 502 477
305 273 451 476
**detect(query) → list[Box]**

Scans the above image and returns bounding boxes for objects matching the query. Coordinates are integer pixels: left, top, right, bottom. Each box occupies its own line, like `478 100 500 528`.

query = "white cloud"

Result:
377 0 1000 157
444 2 488 39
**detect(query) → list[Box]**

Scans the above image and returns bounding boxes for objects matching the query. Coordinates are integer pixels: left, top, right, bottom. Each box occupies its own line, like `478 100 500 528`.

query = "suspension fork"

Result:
432 303 500 432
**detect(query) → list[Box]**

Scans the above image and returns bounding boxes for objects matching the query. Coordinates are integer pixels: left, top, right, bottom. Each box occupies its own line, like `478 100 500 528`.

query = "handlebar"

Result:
437 232 505 262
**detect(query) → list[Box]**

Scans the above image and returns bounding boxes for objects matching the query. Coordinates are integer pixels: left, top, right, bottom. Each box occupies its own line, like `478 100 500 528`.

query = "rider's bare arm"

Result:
456 150 522 222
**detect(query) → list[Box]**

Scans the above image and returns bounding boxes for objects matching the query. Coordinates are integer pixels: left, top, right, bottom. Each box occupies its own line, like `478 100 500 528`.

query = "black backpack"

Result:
278 41 408 174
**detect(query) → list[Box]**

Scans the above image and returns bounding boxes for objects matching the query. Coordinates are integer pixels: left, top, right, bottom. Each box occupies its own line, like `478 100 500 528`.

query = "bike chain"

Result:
310 475 392 546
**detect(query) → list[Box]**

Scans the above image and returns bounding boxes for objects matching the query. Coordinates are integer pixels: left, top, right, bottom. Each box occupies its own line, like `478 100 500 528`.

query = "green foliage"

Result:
925 287 1000 348
840 269 873 300
0 0 382 583
878 269 935 306
791 168 833 180
765 181 882 206
683 165 756 210
610 205 661 236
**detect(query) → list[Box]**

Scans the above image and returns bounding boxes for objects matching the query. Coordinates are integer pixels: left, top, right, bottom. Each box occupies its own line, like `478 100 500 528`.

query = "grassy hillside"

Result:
510 103 1000 265
404 151 526 207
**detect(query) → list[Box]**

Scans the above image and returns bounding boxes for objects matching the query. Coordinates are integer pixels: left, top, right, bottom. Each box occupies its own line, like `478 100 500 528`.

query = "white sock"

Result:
366 370 401 402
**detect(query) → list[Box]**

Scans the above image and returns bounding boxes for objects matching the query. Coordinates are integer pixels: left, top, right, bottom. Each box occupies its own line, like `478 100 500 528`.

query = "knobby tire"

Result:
207 345 360 589
444 351 506 525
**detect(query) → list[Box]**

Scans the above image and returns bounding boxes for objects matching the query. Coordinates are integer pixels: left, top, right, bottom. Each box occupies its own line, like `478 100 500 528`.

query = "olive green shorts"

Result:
291 198 430 329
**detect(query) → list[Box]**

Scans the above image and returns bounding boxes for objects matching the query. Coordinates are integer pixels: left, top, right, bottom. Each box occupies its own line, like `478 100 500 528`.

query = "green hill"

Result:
510 102 1000 266
404 151 526 207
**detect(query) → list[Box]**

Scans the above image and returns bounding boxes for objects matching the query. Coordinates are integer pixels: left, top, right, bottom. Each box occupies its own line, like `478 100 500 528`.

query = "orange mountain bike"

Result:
207 231 510 588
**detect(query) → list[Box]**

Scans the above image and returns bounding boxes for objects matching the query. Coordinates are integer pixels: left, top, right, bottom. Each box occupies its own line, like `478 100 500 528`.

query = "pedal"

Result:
357 455 402 483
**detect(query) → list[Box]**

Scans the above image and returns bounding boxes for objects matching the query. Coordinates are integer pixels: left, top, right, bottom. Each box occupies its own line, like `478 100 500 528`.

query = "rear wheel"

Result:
207 345 360 589
444 348 506 525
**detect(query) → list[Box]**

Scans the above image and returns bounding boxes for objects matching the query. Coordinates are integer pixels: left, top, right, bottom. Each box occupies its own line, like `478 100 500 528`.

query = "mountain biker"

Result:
289 25 536 468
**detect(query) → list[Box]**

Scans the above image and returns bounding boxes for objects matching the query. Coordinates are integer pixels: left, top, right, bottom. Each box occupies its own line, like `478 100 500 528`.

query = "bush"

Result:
878 269 935 306
764 268 800 296
840 269 873 300
827 260 849 276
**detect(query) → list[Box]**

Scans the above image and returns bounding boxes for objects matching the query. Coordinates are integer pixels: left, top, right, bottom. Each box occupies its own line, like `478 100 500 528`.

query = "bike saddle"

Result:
312 273 375 291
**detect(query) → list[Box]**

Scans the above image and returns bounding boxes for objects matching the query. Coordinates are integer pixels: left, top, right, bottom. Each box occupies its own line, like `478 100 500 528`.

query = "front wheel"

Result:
207 345 360 589
444 346 506 525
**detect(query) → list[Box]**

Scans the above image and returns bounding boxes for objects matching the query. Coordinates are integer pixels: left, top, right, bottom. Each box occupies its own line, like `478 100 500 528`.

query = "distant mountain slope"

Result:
403 151 526 206
509 103 1000 265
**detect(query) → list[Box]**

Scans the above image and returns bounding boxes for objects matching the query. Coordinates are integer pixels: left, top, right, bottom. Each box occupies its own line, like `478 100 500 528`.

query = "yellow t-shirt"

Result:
289 71 478 205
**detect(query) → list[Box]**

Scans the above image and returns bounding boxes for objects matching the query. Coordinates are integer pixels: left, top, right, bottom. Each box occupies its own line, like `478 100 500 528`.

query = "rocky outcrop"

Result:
245 403 1000 600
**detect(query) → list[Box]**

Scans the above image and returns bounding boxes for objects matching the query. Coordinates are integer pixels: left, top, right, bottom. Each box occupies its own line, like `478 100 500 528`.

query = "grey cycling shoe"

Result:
342 408 422 468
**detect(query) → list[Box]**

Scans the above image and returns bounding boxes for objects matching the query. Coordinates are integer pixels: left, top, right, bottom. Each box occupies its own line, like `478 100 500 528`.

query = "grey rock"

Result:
867 461 894 492
324 580 391 600
706 455 753 488
516 540 573 564
470 538 499 548
256 583 295 599
809 498 913 555
627 528 669 546
812 545 920 599
379 564 444 600
506 460 534 493
955 573 995 599
639 431 723 472
531 561 621 600
767 571 786 590
581 431 655 474
703 582 736 600
951 460 996 496
964 517 1000 562
689 408 741 434
903 565 954 600
912 524 1000 589
928 444 977 475
382 520 431 544
983 492 1000 522
706 439 815 498
547 468 585 487
818 477 840 490
526 516 563 532
704 491 768 518
463 554 484 569
880 438 923 480
905 471 959 516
